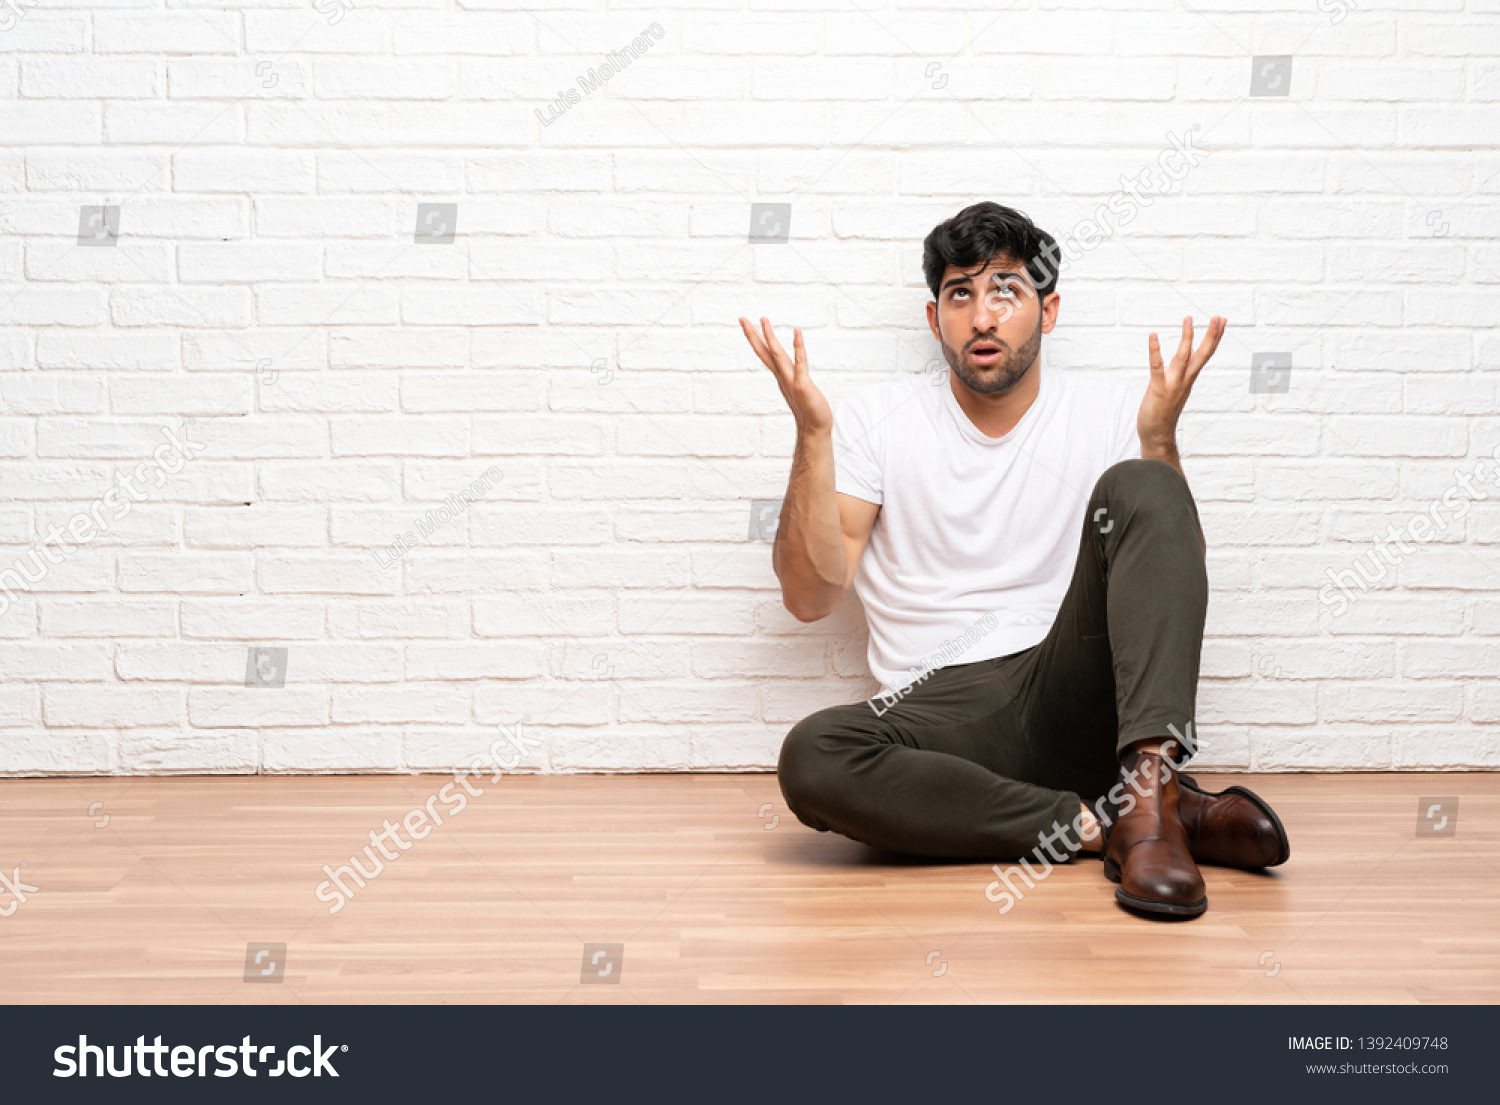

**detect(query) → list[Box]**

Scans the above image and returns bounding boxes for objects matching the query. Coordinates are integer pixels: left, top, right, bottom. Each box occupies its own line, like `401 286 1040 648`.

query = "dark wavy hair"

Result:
922 202 1060 304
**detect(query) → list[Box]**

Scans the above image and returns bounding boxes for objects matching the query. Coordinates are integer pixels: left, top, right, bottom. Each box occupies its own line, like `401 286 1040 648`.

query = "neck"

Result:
948 359 1042 439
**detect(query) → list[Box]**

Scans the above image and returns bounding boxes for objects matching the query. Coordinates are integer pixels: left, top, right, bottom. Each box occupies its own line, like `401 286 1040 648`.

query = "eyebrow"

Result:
941 270 1028 293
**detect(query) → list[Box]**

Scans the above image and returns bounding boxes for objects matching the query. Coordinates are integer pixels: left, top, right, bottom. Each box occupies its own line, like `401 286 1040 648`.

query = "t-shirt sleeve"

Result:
831 387 885 505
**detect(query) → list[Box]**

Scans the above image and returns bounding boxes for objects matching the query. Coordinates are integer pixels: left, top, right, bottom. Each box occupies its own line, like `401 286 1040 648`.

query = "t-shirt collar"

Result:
941 361 1049 446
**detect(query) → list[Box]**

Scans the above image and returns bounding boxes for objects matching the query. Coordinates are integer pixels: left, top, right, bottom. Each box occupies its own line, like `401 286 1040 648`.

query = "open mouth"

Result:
969 342 1003 365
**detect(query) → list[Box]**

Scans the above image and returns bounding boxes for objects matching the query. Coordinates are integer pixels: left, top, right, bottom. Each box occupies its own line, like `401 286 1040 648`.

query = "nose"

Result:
971 293 1000 333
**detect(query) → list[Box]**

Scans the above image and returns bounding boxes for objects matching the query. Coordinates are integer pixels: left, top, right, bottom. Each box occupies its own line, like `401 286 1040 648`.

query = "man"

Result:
737 202 1288 919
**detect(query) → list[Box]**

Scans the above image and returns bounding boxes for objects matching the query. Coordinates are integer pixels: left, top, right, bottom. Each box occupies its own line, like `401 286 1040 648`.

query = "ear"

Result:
926 299 942 343
1039 291 1060 335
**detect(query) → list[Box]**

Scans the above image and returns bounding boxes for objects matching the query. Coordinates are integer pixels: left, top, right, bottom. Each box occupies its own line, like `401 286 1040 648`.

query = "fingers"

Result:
741 316 796 383
738 316 772 367
762 316 791 367
1148 332 1164 377
1174 315 1193 367
1186 316 1226 379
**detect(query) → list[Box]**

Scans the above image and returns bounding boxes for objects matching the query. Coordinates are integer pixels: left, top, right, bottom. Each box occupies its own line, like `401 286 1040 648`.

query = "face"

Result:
925 255 1059 396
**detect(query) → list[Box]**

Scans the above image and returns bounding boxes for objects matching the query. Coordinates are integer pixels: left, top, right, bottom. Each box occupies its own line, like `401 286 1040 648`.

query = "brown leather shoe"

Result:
1177 773 1290 870
1102 748 1207 918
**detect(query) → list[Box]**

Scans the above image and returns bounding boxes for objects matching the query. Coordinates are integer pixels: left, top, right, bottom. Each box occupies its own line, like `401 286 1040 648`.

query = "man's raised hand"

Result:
1138 314 1226 449
739 316 832 435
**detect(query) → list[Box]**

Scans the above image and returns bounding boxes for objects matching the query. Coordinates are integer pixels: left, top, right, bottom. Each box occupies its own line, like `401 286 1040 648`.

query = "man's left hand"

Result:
1138 315 1226 452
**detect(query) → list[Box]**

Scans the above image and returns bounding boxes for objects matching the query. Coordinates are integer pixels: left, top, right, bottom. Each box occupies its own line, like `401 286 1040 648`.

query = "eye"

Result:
985 283 1020 307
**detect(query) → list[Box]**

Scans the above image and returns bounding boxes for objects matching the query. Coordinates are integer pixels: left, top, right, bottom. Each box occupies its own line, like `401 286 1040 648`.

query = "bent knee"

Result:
1093 459 1198 531
776 714 834 810
1095 458 1184 499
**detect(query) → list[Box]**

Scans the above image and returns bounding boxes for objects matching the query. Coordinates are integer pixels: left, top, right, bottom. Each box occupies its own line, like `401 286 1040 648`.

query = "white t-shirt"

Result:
832 366 1142 693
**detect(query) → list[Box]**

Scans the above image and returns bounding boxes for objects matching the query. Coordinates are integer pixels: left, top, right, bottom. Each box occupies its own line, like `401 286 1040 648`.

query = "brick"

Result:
404 644 543 681
1323 593 1465 636
473 682 610 727
321 151 463 193
331 686 468 725
117 554 253 594
617 681 759 724
183 416 324 460
117 730 258 773
315 59 455 99
327 600 466 640
111 288 251 329
258 375 397 414
167 58 310 100
1252 729 1392 771
558 640 690 681
0 102 100 143
178 242 321 283
44 686 180 728
331 416 471 457
692 639 826 679
334 505 466 549
34 332 171 373
21 58 158 98
258 554 397 594
261 728 401 772
42 601 175 638
402 553 547 593
406 460 541 501
1404 641 1500 679
25 149 167 192
95 12 240 54
105 103 244 145
189 688 329 728
180 600 326 640
1198 682 1318 725
186 505 325 547
550 549 690 590
1323 683 1463 724
474 593 615 638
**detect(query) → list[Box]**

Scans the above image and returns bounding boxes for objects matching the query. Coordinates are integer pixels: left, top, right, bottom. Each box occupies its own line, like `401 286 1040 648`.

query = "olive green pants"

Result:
776 459 1208 862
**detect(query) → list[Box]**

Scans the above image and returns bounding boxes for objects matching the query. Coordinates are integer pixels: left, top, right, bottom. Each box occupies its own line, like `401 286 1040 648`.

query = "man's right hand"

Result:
738 316 832 435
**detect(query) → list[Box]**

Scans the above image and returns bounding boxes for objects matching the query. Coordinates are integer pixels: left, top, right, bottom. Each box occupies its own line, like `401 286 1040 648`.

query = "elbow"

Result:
773 554 835 623
782 592 832 624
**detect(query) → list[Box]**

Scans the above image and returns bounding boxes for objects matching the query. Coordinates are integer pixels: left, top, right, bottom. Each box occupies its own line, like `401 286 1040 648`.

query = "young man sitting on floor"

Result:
737 201 1288 919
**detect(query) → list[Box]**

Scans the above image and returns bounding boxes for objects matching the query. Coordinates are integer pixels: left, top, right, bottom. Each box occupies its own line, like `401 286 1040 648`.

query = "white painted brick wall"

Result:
0 3 1497 776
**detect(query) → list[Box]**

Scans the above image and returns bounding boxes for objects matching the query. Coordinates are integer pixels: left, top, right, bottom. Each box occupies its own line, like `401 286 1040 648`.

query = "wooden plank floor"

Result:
0 772 1495 1004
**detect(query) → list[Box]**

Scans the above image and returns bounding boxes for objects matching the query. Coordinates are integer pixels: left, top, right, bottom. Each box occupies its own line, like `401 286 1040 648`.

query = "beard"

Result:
942 316 1042 397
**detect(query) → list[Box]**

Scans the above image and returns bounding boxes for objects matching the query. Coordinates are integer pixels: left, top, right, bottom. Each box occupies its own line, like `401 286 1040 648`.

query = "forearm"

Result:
772 427 847 621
